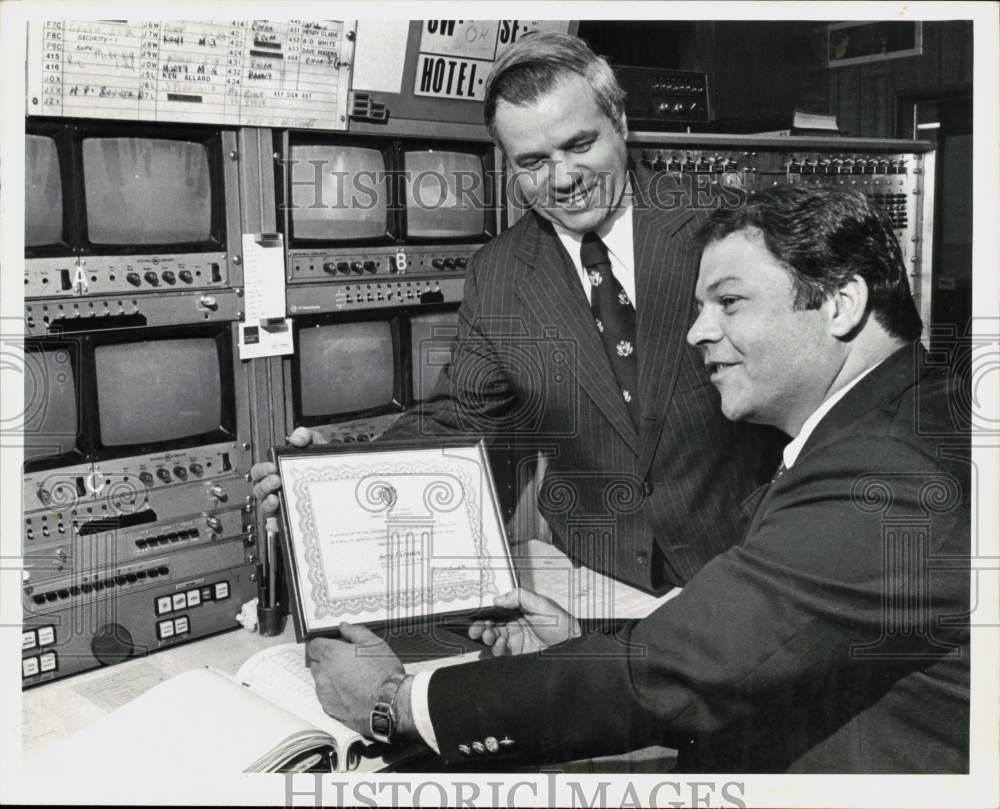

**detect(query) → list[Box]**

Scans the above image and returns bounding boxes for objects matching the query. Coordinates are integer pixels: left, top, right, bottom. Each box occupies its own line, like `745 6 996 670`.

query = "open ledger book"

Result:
26 643 482 775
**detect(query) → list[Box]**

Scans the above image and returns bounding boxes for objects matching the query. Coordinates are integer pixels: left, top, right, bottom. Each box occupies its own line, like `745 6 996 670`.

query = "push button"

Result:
22 657 40 678
22 630 37 651
214 581 230 599
157 620 175 640
37 626 56 646
174 616 190 635
39 652 57 673
156 596 173 615
172 593 187 611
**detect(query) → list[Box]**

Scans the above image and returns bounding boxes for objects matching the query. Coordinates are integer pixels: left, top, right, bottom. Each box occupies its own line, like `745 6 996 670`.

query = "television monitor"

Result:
25 134 64 248
23 343 83 470
402 145 492 241
81 135 215 246
409 310 459 401
288 143 391 242
90 326 236 458
293 317 403 424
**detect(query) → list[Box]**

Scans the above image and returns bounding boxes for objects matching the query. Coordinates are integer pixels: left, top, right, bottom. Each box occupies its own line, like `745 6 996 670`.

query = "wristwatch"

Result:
370 672 407 744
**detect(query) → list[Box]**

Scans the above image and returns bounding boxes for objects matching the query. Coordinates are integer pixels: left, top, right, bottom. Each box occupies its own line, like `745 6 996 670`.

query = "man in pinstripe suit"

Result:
253 32 779 592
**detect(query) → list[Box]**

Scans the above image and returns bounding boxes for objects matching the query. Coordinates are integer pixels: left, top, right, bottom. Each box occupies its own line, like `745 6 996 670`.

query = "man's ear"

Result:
828 274 869 337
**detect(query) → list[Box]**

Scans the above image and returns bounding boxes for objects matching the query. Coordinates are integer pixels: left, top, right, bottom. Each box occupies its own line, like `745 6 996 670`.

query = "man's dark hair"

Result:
483 32 627 143
698 184 923 341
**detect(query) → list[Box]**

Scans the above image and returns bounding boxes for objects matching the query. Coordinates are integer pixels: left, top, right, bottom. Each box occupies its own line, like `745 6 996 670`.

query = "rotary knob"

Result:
91 623 135 666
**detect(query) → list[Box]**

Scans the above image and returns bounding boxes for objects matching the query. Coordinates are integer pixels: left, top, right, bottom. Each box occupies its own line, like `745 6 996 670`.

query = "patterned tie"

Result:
581 232 639 423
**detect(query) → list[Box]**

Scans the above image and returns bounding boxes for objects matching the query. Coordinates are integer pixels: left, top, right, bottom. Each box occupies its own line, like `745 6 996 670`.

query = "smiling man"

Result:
307 185 970 773
253 32 779 592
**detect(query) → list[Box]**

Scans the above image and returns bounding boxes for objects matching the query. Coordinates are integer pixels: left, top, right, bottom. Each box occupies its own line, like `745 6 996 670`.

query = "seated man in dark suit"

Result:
306 185 970 773
252 32 780 593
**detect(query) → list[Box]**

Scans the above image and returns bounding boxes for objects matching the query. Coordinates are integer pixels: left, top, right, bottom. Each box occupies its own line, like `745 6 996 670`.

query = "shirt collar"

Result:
782 359 886 469
552 185 633 264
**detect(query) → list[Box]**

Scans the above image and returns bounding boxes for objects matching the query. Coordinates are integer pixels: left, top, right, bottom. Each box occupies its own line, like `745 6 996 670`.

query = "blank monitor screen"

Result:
410 311 459 401
82 137 212 244
404 150 486 239
24 347 78 463
290 145 389 241
25 134 63 247
298 322 395 417
94 338 221 446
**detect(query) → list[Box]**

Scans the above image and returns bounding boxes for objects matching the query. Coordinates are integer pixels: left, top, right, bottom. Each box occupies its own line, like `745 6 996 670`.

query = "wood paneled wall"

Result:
828 21 973 138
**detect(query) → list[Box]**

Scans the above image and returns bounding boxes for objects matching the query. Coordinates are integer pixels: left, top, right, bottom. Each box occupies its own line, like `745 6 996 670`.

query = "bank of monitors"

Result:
288 306 460 437
24 120 239 299
23 324 236 472
278 131 499 285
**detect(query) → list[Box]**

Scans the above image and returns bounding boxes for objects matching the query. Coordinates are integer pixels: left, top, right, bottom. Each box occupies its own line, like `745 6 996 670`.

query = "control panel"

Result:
24 252 231 299
287 244 475 284
287 277 464 315
22 562 253 686
23 289 245 337
22 442 255 685
617 66 710 128
312 412 405 445
629 138 930 322
23 442 252 538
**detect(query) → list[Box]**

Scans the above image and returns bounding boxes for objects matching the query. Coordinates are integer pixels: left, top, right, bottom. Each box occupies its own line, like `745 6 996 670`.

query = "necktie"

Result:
581 232 639 423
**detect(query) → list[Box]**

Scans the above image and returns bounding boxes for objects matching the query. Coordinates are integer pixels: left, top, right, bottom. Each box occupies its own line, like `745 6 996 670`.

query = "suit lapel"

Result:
797 342 924 463
514 213 639 451
633 189 702 475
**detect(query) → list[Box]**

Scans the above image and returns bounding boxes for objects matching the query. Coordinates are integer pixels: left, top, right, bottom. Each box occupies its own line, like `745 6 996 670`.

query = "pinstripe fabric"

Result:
388 169 782 591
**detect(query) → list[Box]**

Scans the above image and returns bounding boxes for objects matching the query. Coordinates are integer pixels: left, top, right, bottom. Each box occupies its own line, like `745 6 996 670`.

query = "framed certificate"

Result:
273 439 518 641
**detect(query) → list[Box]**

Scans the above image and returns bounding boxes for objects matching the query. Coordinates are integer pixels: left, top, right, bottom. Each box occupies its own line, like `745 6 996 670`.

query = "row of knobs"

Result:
657 101 703 114
138 464 210 485
321 257 468 275
644 153 742 172
788 158 908 175
126 269 195 287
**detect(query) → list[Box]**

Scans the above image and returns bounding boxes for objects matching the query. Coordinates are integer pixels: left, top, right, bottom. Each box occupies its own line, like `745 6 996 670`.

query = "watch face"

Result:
371 707 393 743
372 713 389 736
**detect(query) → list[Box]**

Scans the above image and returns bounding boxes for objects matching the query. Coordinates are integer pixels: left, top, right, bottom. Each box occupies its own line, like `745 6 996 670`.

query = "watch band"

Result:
370 672 407 744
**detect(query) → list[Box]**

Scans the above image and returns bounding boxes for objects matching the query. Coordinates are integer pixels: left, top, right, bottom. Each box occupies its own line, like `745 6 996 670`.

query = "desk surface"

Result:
22 539 677 768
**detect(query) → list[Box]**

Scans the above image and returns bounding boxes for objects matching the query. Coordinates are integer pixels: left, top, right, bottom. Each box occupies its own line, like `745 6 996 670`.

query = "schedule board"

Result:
26 19 356 129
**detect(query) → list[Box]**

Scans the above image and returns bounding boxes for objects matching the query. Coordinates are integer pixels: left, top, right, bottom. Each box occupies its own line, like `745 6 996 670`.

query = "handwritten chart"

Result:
26 20 356 129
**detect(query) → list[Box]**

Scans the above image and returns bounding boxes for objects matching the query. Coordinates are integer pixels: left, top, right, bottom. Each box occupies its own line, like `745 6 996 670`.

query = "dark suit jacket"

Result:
426 343 970 772
388 169 779 590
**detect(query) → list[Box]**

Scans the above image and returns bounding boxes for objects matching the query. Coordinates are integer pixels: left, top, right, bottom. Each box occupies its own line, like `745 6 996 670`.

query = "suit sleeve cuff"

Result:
409 670 440 754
